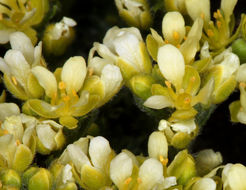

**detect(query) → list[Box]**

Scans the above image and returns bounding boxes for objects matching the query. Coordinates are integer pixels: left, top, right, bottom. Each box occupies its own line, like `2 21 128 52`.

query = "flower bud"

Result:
129 74 155 100
43 17 77 56
194 149 223 176
115 0 152 30
232 38 246 63
167 149 196 185
222 163 246 190
0 168 21 189
23 167 53 190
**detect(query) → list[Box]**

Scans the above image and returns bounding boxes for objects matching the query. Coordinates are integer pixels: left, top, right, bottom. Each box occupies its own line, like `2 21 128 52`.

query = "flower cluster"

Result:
1 0 246 189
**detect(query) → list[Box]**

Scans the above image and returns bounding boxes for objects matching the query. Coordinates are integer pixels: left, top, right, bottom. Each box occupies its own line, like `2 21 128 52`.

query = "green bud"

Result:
25 168 53 190
167 149 196 185
129 74 155 100
0 168 21 188
56 183 77 190
232 38 246 63
43 17 76 56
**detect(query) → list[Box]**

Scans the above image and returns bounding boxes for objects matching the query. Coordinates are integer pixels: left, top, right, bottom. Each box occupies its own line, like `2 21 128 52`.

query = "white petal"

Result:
148 131 168 159
62 17 77 27
157 44 185 88
9 32 34 64
180 17 204 64
0 103 20 121
4 50 31 87
237 110 246 124
36 124 56 150
100 64 123 98
170 119 196 134
110 152 133 188
214 50 240 80
138 158 164 190
195 149 223 176
236 64 246 82
33 42 43 67
32 66 57 98
220 0 237 24
162 11 185 44
143 95 173 109
222 164 246 190
61 56 87 93
62 164 74 184
0 29 14 44
113 32 142 71
162 176 177 189
88 56 113 75
2 115 24 141
0 57 10 75
67 144 91 172
89 136 112 170
192 178 216 190
185 0 210 23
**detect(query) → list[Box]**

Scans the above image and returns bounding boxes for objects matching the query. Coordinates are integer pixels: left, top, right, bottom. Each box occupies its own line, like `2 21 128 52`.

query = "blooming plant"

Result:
1 0 246 189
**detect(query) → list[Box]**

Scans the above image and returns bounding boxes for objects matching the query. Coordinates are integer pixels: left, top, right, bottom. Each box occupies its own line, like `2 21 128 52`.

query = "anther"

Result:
159 155 168 166
72 89 78 97
183 36 187 40
88 68 94 76
239 82 246 88
59 81 66 90
216 21 222 29
213 12 218 19
200 13 205 19
16 140 21 146
164 39 169 44
165 81 171 88
176 44 181 48
3 130 8 135
190 76 196 82
137 178 142 184
184 97 191 104
63 95 70 102
207 29 214 37
217 10 222 18
11 76 18 85
173 31 180 41
124 177 132 185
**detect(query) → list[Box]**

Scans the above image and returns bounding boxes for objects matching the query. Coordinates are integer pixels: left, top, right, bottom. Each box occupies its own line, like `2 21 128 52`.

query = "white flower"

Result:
222 163 246 190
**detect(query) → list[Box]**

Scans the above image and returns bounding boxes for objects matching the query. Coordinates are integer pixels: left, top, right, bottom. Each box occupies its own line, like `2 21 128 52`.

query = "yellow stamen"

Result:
190 76 196 82
164 39 169 44
184 97 191 104
124 177 132 185
159 155 168 166
59 81 66 90
176 44 181 48
63 95 70 102
200 12 205 19
173 31 179 41
165 81 172 88
213 12 218 19
216 21 222 29
183 36 187 40
16 140 21 146
11 76 18 85
217 10 222 18
207 29 214 37
137 178 142 184
72 89 78 97
88 68 94 76
240 107 244 112
239 82 246 88
3 130 8 135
